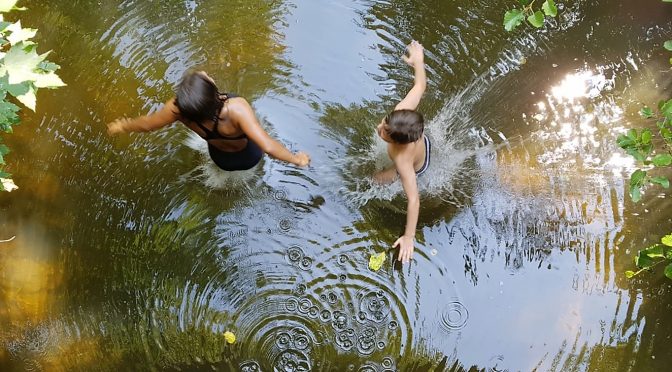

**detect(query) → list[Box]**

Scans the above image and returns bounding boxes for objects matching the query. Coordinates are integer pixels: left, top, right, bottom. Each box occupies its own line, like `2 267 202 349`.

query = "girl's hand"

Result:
107 118 130 136
293 152 311 167
402 40 424 68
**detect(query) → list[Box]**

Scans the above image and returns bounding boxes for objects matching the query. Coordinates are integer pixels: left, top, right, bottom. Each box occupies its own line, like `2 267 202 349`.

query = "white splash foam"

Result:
184 132 261 191
338 76 502 207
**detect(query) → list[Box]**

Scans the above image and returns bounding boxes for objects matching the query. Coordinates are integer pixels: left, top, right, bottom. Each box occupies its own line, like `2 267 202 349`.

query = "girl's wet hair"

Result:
174 70 223 124
384 109 424 144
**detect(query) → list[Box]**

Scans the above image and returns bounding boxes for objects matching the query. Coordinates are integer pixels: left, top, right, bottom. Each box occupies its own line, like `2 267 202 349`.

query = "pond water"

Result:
2 0 672 370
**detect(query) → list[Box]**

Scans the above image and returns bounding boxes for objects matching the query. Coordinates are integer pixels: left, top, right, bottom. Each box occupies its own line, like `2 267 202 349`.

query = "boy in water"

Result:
374 40 429 264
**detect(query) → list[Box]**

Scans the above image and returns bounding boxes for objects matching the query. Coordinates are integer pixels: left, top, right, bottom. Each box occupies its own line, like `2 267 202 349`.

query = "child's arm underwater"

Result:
394 40 426 111
107 99 179 135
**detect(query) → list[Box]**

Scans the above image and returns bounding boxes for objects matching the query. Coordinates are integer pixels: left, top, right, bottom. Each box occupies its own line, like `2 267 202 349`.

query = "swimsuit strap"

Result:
199 92 247 141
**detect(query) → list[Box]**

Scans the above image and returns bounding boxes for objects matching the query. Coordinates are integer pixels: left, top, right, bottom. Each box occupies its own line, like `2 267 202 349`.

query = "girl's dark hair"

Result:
384 109 424 144
174 71 222 123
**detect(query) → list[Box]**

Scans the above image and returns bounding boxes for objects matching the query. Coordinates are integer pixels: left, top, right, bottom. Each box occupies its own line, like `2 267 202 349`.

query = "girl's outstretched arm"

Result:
229 97 310 167
107 99 180 135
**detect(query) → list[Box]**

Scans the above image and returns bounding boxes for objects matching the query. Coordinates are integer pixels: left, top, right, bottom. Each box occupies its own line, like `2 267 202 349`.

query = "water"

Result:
1 0 672 370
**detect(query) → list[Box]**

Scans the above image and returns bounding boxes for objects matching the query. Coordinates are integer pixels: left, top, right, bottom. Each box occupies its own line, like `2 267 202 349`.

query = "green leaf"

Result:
0 99 19 130
0 0 18 12
626 148 645 162
0 144 8 156
662 127 672 140
624 270 635 279
0 21 11 32
641 129 652 144
16 84 35 111
34 72 65 88
504 9 525 32
661 234 672 247
652 153 672 166
665 40 672 51
0 170 9 178
631 169 647 186
5 21 36 45
627 128 637 140
650 176 670 188
368 252 386 271
527 11 545 28
635 251 655 268
661 99 672 118
542 0 558 17
616 134 635 148
37 60 59 72
630 185 641 202
643 244 665 258
3 43 46 85
640 106 654 119
665 263 672 280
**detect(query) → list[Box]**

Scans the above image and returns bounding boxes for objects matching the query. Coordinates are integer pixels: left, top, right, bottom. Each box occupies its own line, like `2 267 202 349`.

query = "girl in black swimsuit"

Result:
107 70 310 171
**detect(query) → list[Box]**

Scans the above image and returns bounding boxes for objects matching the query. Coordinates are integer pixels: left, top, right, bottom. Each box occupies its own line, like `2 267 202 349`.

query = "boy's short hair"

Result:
384 109 424 144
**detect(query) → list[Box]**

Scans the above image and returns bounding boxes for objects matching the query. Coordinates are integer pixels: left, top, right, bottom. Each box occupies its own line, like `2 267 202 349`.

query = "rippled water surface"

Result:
2 0 672 370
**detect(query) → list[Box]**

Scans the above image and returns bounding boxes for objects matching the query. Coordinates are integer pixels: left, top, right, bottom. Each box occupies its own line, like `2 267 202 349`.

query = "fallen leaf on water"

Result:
224 331 236 344
368 252 386 271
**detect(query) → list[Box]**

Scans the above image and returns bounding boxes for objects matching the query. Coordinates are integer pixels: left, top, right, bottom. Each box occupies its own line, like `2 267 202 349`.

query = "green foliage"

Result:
0 1 64 190
627 235 672 280
503 0 558 32
617 99 672 201
665 40 672 51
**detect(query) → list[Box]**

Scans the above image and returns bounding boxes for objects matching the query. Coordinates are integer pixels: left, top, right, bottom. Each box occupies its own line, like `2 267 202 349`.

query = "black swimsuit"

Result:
195 93 263 171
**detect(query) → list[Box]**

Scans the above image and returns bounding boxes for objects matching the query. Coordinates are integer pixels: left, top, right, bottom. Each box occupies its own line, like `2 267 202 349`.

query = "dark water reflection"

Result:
2 0 672 370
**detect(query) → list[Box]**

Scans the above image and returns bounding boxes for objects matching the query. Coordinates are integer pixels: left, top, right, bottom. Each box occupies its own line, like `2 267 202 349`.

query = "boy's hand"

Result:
293 152 311 167
402 40 424 68
107 118 130 136
393 235 415 263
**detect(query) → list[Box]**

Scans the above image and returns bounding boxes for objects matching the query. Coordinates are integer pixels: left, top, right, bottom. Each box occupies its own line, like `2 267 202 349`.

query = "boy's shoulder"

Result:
388 142 414 163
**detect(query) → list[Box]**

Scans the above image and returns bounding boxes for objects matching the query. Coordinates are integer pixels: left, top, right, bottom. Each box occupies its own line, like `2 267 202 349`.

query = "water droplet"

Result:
298 298 312 313
273 189 288 200
440 301 469 331
278 219 292 232
286 298 298 311
287 246 304 262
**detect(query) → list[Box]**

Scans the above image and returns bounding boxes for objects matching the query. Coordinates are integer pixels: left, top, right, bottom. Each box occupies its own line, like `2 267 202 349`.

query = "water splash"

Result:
183 131 261 191
336 75 503 207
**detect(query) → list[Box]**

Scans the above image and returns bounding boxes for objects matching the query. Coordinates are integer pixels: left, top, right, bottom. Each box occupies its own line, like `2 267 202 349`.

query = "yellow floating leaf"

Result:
368 252 386 271
224 331 236 344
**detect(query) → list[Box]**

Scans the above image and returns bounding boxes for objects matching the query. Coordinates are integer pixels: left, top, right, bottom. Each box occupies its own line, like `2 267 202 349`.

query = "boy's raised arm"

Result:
394 41 426 111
